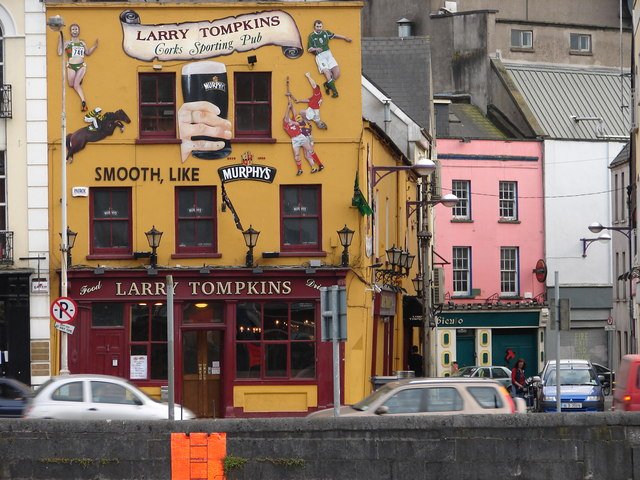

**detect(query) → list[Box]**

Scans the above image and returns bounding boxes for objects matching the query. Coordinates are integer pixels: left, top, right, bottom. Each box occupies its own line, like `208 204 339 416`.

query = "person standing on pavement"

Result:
511 358 527 398
407 345 424 377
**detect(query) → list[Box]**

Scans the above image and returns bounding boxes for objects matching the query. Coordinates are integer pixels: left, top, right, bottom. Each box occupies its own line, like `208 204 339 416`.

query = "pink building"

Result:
433 138 546 377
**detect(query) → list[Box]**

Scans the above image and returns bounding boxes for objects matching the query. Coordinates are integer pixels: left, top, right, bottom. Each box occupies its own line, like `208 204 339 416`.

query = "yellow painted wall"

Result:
46 2 419 410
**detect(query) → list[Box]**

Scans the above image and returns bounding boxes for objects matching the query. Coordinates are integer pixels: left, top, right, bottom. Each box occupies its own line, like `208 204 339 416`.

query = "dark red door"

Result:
90 329 125 377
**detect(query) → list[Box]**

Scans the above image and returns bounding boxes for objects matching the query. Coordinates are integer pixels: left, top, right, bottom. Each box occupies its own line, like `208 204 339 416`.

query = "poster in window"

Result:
130 355 148 379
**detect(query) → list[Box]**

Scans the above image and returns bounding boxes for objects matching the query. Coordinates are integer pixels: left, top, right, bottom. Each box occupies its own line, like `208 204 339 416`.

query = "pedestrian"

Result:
57 23 99 112
407 345 423 377
451 361 459 374
307 20 351 98
511 358 527 398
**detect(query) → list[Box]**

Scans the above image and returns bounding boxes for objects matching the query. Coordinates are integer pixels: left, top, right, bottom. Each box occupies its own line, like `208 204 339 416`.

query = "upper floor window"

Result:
139 73 176 139
570 33 591 53
90 188 132 254
452 180 471 220
452 246 471 296
281 185 321 251
175 187 217 254
499 181 518 221
511 29 533 49
500 247 519 297
234 72 271 139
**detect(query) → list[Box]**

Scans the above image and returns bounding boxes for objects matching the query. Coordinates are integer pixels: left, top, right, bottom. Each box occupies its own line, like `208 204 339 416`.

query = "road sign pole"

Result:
555 271 561 413
331 285 340 417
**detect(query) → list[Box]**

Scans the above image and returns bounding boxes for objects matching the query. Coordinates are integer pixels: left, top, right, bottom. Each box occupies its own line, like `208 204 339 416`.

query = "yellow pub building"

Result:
45 1 425 417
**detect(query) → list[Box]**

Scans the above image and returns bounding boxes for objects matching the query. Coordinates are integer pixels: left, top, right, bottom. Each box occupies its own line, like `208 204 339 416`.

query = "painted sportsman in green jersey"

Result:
307 20 351 98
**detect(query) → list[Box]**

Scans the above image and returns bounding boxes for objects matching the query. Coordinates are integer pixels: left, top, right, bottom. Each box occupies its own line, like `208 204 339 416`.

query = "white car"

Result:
24 374 195 420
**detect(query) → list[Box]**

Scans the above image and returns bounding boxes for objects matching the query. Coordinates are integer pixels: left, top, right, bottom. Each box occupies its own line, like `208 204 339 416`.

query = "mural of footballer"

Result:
307 20 351 98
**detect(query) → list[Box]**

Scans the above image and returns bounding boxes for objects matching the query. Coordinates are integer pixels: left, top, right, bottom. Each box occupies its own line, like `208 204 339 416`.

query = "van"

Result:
612 354 640 411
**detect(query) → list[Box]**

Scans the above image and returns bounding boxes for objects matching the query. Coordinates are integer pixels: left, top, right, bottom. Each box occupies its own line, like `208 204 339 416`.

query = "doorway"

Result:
182 329 222 418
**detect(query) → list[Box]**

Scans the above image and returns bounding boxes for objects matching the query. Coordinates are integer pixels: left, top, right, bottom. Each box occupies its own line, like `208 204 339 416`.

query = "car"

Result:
0 377 32 418
612 354 640 411
592 363 614 395
23 374 195 420
533 359 605 412
451 365 513 389
307 377 525 417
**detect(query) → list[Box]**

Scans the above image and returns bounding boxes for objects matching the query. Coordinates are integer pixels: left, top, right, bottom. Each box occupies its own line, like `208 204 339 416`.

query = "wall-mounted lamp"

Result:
60 227 77 268
243 225 260 268
247 55 257 67
134 225 163 270
337 225 355 267
412 275 424 297
199 266 211 275
152 64 163 71
580 233 611 257
371 156 436 188
406 193 459 219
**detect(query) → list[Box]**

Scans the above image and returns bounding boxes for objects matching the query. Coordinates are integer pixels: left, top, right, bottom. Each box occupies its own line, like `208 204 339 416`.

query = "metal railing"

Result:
0 85 11 119
0 231 14 264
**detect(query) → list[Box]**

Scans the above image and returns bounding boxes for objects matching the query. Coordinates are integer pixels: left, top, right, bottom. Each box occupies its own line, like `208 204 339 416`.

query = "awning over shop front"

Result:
437 310 541 328
403 296 423 327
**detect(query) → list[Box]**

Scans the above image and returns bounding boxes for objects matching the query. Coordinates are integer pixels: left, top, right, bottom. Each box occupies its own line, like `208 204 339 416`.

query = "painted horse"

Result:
66 109 131 162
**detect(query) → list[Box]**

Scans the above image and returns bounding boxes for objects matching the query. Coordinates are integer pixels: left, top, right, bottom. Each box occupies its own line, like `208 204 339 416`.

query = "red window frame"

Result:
280 185 321 252
138 73 176 139
233 72 271 139
129 303 168 381
90 187 132 255
174 186 217 254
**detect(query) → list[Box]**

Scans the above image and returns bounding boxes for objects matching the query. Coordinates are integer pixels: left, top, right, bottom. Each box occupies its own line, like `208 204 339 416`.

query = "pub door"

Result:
182 329 223 418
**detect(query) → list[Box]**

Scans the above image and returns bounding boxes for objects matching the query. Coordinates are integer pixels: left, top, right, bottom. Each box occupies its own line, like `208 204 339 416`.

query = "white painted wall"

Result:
544 139 625 286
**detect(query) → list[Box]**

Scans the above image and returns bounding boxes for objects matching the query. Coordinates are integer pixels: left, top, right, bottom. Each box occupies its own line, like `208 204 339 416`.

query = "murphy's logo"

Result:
218 164 277 183
203 76 226 92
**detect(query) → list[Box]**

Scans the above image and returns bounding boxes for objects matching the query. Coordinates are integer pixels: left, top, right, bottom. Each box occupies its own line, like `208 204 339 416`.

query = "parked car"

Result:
0 377 32 418
23 374 195 420
592 363 615 395
307 377 525 417
533 359 605 412
451 365 512 389
612 354 640 411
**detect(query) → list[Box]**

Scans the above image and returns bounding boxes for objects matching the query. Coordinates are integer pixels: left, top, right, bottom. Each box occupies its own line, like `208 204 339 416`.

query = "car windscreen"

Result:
544 368 597 386
452 367 478 377
352 383 397 411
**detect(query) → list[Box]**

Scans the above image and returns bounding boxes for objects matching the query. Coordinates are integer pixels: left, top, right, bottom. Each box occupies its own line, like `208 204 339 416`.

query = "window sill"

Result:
510 47 534 53
231 137 277 144
135 138 181 145
498 219 520 224
87 254 134 260
451 218 473 223
570 51 592 56
172 253 222 259
276 251 327 258
452 295 475 299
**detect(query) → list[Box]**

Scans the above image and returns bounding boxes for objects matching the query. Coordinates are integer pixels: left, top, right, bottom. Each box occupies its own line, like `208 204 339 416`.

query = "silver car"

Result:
451 365 513 389
23 374 195 420
308 378 525 417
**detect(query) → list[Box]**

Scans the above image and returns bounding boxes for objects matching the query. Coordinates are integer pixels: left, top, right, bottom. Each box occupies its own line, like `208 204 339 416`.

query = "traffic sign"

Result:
54 322 75 335
51 297 78 323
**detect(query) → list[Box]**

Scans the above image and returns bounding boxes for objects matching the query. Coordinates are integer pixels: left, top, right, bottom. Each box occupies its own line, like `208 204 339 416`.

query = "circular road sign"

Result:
534 259 548 283
50 297 78 323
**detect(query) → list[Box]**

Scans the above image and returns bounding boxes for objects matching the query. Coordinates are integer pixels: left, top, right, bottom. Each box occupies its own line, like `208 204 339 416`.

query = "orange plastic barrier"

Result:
171 432 227 480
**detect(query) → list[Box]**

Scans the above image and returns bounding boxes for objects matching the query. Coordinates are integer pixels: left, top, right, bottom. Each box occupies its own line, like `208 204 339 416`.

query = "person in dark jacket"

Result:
408 345 424 377
511 358 527 398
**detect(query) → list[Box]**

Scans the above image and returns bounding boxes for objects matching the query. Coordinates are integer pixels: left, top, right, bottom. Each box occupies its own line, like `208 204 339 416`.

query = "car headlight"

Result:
545 396 556 402
586 396 601 401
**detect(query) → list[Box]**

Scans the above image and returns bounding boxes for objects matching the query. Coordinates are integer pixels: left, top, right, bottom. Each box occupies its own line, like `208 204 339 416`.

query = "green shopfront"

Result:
435 309 543 378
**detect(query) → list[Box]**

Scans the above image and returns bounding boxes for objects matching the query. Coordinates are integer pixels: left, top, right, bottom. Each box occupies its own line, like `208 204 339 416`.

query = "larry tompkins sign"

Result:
119 9 303 61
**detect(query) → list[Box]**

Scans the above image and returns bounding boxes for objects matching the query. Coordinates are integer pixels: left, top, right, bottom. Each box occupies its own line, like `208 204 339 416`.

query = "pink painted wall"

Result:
434 139 545 303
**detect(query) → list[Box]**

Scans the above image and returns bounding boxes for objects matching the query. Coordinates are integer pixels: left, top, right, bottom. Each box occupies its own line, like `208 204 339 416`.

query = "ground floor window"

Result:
130 303 168 380
236 301 316 380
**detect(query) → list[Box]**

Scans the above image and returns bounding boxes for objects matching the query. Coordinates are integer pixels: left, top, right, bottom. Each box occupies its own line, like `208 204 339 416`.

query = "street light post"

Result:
588 184 635 354
48 15 70 375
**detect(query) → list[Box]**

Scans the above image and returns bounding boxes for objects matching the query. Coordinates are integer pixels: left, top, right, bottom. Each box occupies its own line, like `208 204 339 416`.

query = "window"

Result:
236 301 316 380
234 72 271 138
511 29 533 49
621 172 626 222
452 247 471 296
451 180 471 219
500 247 519 296
614 174 619 222
570 33 591 53
90 188 132 254
281 185 321 251
499 181 518 220
92 303 124 328
91 381 139 405
51 382 83 402
130 303 168 380
139 73 176 139
175 187 217 253
468 386 505 409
